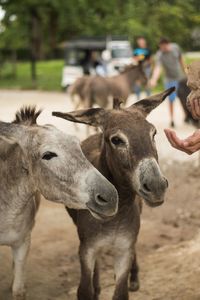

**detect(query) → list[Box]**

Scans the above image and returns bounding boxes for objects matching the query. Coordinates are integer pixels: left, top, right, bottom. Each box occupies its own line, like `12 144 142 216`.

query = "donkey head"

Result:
0 107 119 219
53 87 175 207
26 125 117 217
122 63 147 86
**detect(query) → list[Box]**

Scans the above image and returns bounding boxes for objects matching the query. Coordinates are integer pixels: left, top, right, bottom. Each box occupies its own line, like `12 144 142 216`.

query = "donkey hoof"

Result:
94 288 101 300
129 279 140 292
13 290 26 300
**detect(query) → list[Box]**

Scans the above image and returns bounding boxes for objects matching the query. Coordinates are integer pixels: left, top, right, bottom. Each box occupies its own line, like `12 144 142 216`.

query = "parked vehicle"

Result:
105 39 133 74
61 37 133 89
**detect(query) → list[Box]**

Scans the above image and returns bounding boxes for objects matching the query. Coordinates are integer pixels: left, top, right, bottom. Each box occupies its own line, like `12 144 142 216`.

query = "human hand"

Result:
164 128 200 155
187 97 200 120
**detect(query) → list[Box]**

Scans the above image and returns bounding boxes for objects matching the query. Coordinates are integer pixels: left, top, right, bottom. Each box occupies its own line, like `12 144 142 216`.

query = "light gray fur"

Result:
0 108 118 299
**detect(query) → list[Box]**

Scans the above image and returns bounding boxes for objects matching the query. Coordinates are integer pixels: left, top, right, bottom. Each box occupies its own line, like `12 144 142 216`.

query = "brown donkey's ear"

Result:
52 108 106 127
129 87 176 116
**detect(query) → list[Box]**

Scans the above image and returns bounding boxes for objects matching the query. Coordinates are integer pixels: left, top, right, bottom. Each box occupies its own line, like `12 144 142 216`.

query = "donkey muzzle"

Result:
86 172 119 219
135 158 168 207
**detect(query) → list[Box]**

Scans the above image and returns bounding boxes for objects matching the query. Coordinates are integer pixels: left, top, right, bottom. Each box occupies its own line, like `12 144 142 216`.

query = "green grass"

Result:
0 56 198 92
0 59 64 91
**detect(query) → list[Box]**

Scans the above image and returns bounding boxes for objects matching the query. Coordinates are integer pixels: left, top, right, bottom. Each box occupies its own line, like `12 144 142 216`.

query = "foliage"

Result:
0 0 200 54
0 0 199 87
0 59 63 90
0 56 197 92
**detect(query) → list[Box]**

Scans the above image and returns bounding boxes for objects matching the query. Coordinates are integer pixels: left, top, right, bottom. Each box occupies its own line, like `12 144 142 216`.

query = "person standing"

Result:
150 37 185 127
165 61 200 155
133 36 152 99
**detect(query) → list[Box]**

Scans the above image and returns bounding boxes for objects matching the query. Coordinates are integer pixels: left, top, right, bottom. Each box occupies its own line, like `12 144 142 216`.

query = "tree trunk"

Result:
29 8 42 87
49 10 58 58
11 49 17 79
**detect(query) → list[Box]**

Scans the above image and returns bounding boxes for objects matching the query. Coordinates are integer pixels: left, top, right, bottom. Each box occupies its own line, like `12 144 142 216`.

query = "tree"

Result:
0 0 199 85
0 0 64 84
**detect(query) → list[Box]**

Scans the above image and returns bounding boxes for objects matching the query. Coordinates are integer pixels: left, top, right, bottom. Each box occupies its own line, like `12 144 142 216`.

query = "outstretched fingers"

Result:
164 129 184 149
189 98 200 120
182 130 200 154
165 128 200 154
183 130 200 146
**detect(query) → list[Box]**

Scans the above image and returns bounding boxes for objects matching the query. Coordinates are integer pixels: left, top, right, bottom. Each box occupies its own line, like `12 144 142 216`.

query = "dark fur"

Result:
13 106 42 125
67 133 142 300
59 89 173 300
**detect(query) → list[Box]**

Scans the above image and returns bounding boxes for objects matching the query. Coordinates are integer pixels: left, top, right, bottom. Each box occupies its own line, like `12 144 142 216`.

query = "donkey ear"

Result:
52 108 106 127
129 87 176 116
0 136 21 160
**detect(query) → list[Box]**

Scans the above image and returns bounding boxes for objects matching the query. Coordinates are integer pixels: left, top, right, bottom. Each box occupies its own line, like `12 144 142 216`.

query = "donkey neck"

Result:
0 161 35 212
0 175 36 246
0 122 36 213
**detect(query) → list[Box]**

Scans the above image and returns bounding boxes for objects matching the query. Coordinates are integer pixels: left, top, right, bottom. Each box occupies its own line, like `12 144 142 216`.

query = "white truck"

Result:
104 40 133 75
61 37 133 89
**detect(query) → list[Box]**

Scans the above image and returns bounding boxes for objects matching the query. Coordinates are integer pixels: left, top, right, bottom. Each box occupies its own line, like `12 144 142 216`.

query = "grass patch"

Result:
0 56 198 92
0 60 64 91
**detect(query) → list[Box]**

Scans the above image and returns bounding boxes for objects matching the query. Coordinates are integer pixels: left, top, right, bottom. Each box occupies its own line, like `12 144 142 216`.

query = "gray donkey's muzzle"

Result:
86 171 119 219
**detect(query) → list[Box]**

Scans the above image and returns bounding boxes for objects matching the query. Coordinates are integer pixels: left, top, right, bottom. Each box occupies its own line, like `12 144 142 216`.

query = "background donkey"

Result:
0 107 118 300
69 64 147 109
53 87 174 300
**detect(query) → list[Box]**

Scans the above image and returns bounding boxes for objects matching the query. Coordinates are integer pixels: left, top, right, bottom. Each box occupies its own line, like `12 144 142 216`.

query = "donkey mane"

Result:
13 106 42 125
113 98 123 110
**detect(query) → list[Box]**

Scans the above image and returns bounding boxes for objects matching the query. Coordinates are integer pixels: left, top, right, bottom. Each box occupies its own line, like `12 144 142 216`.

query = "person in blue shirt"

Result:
133 36 152 99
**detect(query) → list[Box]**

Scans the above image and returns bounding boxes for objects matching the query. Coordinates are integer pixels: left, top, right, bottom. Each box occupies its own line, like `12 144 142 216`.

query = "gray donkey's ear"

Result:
0 136 21 159
129 87 176 116
52 108 106 127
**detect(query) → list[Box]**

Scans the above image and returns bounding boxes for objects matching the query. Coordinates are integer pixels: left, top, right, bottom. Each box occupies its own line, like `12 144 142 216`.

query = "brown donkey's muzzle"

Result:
136 158 168 207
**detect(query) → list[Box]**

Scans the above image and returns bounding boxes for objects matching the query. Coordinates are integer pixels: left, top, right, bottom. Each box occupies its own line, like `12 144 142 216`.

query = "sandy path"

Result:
0 88 198 162
1 90 200 300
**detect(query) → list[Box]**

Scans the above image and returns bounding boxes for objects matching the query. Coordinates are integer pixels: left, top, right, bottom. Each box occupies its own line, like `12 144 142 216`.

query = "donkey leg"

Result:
12 235 30 300
78 244 96 300
113 250 133 300
93 261 101 300
86 125 90 136
129 252 140 292
74 97 81 110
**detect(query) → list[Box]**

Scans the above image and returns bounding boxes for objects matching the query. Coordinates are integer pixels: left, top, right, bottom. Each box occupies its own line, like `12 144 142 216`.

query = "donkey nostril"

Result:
95 194 108 206
143 183 151 193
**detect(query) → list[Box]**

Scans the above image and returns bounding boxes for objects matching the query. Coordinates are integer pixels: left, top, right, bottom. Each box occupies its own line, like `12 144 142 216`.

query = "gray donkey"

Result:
53 87 174 300
0 107 118 300
69 64 147 109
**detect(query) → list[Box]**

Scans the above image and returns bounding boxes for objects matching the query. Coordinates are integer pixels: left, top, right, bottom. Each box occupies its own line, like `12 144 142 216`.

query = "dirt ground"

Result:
1 90 200 300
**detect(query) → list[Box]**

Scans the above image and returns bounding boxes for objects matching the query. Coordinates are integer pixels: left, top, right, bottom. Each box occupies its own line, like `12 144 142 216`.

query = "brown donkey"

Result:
53 87 174 300
69 64 147 109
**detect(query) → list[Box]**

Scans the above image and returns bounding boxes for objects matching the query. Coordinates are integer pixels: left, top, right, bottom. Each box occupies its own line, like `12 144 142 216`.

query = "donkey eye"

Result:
111 136 125 146
42 151 58 160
